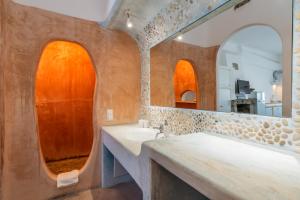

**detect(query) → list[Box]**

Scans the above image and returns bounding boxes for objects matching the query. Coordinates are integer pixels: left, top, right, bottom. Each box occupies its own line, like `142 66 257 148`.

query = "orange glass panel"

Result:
35 41 96 172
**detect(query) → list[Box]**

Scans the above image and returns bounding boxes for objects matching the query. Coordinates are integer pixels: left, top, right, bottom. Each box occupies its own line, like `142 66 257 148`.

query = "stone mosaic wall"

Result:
139 0 300 153
144 106 294 150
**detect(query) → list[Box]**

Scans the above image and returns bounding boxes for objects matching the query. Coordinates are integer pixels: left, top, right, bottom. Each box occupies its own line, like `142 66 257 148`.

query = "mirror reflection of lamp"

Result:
208 0 218 10
271 70 283 102
271 70 283 85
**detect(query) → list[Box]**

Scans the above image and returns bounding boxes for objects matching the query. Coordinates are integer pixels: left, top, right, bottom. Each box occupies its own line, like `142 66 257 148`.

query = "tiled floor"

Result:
46 156 89 174
54 182 143 200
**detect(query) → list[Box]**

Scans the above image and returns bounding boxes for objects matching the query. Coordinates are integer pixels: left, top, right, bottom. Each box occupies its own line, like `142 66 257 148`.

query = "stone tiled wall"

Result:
292 0 300 152
140 0 300 153
145 106 294 149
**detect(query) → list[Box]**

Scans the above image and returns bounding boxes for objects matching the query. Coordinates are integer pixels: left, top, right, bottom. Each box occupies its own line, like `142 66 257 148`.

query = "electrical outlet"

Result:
107 109 113 121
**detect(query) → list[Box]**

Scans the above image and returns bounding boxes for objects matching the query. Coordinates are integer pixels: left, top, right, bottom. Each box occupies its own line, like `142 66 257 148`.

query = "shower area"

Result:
35 41 96 174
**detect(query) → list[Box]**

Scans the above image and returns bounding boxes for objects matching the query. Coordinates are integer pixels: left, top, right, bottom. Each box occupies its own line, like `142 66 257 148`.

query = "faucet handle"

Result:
153 124 163 132
159 124 164 128
164 120 168 126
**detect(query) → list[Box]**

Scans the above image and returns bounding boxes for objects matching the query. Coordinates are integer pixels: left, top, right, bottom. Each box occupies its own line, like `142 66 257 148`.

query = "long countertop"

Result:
144 133 300 200
102 124 300 200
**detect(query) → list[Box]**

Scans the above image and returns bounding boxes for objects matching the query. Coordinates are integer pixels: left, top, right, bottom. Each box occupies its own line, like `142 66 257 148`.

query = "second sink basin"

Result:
125 128 163 141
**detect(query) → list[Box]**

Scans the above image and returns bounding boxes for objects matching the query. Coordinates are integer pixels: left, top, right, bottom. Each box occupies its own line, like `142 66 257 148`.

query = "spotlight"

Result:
126 10 133 28
177 35 183 40
127 18 133 28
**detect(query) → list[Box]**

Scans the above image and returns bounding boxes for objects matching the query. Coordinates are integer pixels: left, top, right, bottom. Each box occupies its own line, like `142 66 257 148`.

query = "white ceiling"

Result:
12 0 293 50
228 26 282 56
108 0 174 38
13 0 118 22
177 0 292 55
13 0 173 39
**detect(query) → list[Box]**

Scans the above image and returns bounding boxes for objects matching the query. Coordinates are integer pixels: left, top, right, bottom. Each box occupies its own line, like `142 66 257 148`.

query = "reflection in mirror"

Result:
181 91 196 102
174 60 199 109
150 0 292 117
217 25 283 116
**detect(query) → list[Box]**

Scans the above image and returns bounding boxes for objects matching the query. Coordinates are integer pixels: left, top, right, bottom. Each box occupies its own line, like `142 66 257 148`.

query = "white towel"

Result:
57 170 79 188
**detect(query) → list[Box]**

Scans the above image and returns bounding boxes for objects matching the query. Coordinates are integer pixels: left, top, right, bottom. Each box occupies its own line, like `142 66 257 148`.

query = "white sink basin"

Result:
103 124 175 156
124 128 162 142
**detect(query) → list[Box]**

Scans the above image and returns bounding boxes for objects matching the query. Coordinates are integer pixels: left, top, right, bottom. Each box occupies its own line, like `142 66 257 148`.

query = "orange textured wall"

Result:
173 60 197 102
36 41 96 161
1 1 140 199
0 0 5 194
151 40 218 110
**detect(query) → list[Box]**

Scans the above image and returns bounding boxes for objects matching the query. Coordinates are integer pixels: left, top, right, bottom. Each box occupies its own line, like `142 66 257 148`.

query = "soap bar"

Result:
57 170 79 188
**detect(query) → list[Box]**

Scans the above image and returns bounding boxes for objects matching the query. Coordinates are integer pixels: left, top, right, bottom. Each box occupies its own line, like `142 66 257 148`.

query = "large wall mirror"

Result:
150 0 293 118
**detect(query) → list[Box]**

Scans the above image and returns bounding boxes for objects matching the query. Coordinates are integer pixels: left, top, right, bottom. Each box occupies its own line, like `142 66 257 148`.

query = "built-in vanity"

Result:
102 124 300 200
2 0 300 199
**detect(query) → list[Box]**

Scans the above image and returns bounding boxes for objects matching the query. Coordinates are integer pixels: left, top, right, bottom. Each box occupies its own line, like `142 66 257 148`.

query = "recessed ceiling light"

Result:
177 35 183 40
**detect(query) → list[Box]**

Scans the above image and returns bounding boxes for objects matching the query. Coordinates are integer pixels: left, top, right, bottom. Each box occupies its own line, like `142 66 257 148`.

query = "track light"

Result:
126 10 133 28
127 17 133 28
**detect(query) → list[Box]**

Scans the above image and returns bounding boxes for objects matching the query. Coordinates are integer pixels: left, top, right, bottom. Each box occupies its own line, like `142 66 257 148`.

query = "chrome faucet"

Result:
154 120 168 139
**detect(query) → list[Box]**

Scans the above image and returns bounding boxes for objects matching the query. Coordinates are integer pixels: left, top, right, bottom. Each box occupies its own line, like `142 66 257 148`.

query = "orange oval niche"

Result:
35 41 96 174
173 60 198 109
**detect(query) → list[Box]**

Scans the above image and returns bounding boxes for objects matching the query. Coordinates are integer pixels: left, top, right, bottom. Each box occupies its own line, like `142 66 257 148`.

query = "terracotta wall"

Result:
36 41 96 161
151 40 218 111
0 1 140 199
0 0 5 195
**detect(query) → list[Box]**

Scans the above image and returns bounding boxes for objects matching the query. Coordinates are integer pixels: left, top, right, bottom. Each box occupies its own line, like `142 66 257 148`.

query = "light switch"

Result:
107 109 113 121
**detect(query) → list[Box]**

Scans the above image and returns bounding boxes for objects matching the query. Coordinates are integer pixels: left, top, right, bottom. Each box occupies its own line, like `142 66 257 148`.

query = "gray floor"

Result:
54 182 142 200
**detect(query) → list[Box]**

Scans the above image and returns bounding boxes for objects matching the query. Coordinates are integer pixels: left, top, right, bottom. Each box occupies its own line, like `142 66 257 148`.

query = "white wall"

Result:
219 41 282 103
13 0 117 22
181 0 292 51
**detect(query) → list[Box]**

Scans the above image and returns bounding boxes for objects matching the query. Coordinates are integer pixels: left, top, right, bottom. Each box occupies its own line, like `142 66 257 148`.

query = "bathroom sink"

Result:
103 125 175 156
122 128 175 155
124 128 164 142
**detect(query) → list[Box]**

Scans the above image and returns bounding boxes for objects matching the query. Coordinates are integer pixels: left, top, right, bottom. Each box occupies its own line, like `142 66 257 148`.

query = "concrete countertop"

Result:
102 124 300 200
265 103 282 107
144 133 300 200
102 124 159 156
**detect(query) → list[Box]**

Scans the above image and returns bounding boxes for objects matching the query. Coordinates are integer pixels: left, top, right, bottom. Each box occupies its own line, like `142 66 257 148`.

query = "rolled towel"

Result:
57 169 79 188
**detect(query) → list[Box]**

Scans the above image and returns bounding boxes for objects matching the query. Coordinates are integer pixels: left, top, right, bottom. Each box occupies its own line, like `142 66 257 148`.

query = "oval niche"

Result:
173 60 199 109
35 41 96 174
